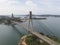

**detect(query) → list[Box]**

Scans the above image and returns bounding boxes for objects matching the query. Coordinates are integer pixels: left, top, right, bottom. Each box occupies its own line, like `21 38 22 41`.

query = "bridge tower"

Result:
12 13 14 18
29 11 32 19
28 11 33 31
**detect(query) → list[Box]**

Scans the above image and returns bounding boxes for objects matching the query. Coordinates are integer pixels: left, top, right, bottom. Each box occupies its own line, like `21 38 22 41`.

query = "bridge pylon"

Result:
28 11 34 31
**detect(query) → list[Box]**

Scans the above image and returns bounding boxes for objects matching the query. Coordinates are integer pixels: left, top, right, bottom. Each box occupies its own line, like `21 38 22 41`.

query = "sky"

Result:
0 0 60 15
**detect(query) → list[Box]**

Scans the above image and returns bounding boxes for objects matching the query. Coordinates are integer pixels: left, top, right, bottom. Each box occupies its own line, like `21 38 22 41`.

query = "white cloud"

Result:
0 0 7 3
25 0 40 14
0 0 60 15
34 0 60 14
0 0 22 15
25 0 36 6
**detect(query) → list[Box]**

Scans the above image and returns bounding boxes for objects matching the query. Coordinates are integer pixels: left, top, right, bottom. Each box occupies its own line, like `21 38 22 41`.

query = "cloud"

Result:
0 0 7 3
0 0 60 15
0 0 23 14
25 0 36 7
34 0 60 14
25 0 40 14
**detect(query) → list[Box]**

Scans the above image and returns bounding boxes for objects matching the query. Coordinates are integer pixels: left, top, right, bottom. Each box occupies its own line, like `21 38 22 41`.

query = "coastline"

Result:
18 34 32 45
18 33 60 45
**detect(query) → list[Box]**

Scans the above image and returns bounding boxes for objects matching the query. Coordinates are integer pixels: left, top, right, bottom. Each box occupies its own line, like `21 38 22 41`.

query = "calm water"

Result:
0 17 60 45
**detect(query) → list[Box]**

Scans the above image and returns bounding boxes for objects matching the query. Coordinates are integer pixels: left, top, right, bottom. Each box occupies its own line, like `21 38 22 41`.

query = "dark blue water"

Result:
0 17 60 45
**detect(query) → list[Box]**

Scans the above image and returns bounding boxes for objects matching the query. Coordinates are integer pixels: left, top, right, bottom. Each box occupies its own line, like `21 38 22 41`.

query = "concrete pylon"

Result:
28 11 33 31
12 13 14 18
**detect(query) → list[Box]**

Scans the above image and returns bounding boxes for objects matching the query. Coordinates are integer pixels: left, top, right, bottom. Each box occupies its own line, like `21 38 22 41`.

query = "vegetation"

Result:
11 18 23 22
25 35 49 45
0 19 5 24
40 32 44 35
46 35 60 43
40 32 60 43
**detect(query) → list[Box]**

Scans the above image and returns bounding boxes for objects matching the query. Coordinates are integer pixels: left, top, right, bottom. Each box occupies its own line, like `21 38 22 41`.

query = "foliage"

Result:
25 35 49 45
47 35 60 43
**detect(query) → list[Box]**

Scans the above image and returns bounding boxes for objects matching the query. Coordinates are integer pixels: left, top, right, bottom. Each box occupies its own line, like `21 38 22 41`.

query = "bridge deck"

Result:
22 26 60 45
12 21 60 45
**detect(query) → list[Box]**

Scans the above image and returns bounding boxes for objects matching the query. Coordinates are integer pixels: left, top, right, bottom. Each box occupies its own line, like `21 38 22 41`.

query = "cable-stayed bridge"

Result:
0 11 59 45
10 11 60 45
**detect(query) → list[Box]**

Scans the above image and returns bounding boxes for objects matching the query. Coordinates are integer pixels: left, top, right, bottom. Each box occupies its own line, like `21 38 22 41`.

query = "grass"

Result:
46 35 60 43
25 35 49 45
40 32 60 43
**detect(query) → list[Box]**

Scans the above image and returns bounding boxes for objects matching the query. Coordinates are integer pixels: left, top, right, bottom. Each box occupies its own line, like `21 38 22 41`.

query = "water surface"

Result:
0 17 60 45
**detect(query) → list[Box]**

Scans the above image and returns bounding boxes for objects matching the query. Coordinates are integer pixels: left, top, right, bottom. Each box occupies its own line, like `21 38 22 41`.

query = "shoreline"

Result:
18 34 32 45
18 34 60 45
